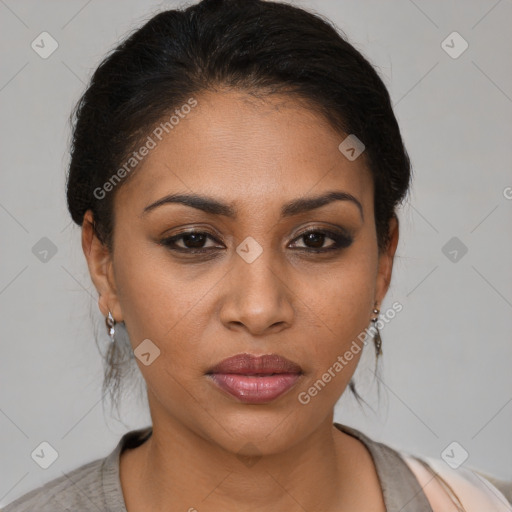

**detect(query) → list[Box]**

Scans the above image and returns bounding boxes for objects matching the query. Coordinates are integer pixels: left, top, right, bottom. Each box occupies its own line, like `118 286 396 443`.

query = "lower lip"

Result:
207 373 301 404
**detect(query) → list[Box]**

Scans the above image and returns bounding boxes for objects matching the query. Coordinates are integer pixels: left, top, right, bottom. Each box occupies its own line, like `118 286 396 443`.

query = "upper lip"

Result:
207 353 303 375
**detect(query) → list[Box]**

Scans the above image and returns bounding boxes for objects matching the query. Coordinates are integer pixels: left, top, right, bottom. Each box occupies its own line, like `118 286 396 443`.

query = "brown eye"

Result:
179 232 208 249
289 229 353 252
160 231 222 252
302 232 328 248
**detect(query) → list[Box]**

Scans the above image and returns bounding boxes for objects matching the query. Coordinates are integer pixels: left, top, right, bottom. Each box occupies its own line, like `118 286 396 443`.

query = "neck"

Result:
121 415 368 512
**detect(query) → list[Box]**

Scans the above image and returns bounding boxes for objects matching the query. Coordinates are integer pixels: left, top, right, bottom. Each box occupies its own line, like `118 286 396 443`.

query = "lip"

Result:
206 353 303 404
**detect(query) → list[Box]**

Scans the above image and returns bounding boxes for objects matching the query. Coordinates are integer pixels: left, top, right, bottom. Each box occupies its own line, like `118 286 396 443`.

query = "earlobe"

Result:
81 210 123 322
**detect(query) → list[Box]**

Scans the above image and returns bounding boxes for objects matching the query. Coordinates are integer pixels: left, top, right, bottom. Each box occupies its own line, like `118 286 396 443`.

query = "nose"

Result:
218 248 295 337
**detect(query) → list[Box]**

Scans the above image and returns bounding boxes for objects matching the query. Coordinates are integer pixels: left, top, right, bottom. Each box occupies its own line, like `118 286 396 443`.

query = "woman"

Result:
2 0 510 510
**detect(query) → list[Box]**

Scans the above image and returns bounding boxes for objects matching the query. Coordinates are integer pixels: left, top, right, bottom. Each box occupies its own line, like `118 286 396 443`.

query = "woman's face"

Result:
84 90 398 454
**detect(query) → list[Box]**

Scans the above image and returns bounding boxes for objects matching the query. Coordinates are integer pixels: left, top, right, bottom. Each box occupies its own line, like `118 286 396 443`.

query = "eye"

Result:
289 228 353 252
160 227 353 255
160 230 223 253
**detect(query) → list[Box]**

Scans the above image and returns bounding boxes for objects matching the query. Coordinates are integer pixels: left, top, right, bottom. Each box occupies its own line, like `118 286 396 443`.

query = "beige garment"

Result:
402 452 512 511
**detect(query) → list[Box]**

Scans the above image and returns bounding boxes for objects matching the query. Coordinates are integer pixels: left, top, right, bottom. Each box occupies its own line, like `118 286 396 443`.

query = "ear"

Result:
81 210 124 323
374 215 399 308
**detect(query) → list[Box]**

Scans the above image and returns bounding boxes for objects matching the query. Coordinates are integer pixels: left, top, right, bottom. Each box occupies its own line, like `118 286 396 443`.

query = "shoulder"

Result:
0 426 152 512
0 457 106 512
400 452 512 512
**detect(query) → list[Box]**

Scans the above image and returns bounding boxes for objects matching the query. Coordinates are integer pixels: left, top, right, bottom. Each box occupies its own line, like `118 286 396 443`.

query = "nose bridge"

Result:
220 236 294 333
237 238 280 295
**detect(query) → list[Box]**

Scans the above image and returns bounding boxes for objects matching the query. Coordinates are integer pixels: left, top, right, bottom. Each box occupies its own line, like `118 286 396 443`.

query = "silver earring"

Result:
106 311 116 343
371 304 382 356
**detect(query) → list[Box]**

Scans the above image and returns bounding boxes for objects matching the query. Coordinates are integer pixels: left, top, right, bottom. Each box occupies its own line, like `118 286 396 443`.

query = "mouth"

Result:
206 353 303 404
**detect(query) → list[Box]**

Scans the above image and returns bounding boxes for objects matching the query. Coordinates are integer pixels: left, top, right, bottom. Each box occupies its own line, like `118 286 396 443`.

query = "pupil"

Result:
305 232 324 248
184 233 206 248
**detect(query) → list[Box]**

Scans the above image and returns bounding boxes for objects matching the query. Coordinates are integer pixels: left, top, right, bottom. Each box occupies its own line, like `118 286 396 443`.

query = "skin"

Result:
82 89 399 511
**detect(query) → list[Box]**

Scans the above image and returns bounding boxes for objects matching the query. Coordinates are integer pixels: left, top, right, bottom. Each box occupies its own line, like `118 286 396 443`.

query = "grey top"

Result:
2 422 435 511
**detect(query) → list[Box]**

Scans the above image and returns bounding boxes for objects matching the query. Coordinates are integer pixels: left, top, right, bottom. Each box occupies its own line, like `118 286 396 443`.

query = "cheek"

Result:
298 248 377 380
112 238 218 374
112 241 175 333
310 249 376 315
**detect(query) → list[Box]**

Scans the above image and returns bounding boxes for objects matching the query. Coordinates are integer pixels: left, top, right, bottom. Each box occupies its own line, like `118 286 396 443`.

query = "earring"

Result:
106 311 116 343
371 303 382 356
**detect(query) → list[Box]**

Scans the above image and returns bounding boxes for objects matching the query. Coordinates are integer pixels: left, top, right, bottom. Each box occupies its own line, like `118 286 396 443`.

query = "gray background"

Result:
1 0 511 506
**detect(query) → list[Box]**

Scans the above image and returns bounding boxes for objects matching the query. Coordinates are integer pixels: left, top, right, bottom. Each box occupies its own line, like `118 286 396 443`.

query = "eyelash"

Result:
159 228 353 254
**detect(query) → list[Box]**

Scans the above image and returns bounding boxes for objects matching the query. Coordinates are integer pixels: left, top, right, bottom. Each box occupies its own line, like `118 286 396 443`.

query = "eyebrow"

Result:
141 190 364 221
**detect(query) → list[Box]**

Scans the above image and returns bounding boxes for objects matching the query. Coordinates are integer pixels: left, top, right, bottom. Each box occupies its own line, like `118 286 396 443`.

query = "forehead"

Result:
114 90 373 217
